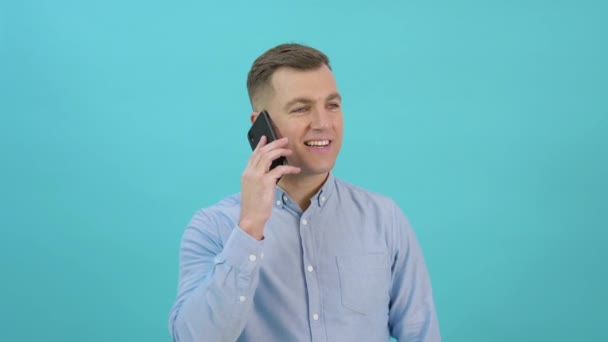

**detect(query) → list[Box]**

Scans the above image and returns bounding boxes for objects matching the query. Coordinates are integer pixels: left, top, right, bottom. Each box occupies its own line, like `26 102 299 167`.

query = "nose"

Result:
310 107 331 130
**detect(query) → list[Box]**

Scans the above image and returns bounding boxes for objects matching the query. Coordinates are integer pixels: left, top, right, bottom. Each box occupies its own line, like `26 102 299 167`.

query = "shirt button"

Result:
307 265 314 272
276 200 281 206
320 196 326 202
239 296 246 302
301 219 308 225
249 254 257 262
313 313 319 321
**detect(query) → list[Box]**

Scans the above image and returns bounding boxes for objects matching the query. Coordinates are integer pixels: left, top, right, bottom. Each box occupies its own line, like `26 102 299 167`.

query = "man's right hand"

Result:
238 136 301 240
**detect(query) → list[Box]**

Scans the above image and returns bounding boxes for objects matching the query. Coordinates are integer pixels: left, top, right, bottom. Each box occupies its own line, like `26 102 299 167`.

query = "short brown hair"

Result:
246 43 331 110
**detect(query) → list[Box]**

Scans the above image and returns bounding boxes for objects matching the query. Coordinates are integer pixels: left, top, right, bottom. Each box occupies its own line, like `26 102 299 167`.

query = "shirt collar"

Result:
275 172 336 210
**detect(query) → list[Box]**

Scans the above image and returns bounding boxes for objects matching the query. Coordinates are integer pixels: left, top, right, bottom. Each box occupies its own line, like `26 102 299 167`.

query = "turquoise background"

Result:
1 0 606 341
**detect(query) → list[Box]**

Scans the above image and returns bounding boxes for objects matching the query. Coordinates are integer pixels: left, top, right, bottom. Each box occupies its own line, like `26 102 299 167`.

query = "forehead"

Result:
269 66 338 102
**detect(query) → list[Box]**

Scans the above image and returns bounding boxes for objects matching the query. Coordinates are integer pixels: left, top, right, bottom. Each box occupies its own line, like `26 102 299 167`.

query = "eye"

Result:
291 107 308 113
328 103 341 110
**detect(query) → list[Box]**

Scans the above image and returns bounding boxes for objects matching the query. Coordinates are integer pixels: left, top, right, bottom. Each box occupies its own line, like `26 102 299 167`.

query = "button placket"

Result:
298 211 323 336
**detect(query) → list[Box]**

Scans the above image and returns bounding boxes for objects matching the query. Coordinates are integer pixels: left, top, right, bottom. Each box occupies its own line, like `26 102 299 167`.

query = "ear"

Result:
250 111 259 124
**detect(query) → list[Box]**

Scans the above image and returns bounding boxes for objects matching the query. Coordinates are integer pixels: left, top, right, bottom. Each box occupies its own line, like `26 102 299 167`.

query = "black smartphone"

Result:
247 110 287 171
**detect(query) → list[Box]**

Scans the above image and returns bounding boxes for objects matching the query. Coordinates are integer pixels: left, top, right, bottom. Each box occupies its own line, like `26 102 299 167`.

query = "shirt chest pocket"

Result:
336 253 391 315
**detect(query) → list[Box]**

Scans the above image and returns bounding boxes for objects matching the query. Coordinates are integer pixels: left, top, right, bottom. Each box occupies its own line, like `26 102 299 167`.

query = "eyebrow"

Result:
284 92 342 110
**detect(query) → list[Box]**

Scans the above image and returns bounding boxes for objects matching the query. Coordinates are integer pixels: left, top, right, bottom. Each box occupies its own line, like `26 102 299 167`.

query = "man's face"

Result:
252 65 343 177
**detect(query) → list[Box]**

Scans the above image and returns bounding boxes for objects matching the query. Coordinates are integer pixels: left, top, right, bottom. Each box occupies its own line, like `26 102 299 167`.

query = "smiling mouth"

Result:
304 140 331 147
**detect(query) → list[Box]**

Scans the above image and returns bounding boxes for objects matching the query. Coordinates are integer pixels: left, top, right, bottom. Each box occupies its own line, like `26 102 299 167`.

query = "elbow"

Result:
168 306 190 342
169 306 205 342
168 308 180 342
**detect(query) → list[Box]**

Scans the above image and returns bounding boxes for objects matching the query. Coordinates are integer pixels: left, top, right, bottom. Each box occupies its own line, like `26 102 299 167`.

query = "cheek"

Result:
334 117 344 134
276 128 301 149
278 122 305 140
273 122 290 139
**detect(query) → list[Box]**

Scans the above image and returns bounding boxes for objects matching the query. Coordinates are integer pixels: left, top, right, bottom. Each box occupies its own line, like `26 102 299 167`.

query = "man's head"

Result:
246 43 343 178
247 44 331 111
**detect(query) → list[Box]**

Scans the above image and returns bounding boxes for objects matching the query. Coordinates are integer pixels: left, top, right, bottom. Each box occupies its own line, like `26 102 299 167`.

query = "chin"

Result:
299 164 335 176
287 155 337 176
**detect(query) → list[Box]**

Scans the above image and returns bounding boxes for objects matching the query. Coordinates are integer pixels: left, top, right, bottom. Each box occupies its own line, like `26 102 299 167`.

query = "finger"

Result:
268 165 301 180
251 136 288 167
252 135 268 154
259 137 289 154
255 148 293 171
247 135 267 167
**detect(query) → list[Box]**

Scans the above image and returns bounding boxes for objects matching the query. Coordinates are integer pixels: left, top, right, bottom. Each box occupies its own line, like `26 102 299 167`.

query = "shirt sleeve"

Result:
167 209 265 342
388 201 442 342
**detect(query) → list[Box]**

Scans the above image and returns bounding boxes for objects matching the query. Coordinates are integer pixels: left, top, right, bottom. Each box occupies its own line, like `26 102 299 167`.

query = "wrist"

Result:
239 218 264 240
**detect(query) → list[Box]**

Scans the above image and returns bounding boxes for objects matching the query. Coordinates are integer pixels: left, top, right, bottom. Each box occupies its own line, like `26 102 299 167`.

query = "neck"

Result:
278 172 329 212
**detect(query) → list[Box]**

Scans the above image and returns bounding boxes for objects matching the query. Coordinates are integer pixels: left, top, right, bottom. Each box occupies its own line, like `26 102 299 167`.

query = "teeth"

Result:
305 140 330 147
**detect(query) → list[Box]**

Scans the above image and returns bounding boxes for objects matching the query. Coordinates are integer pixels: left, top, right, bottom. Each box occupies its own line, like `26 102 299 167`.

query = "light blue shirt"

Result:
168 173 441 341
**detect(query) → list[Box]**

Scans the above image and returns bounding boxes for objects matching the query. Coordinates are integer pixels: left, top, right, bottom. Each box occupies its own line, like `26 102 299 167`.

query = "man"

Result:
168 43 441 341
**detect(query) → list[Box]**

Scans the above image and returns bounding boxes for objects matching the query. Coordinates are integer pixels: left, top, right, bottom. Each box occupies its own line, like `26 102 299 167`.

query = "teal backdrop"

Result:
1 0 606 341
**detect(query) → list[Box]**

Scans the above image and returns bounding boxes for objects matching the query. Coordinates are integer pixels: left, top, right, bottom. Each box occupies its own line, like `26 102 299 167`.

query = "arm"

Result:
168 135 301 341
388 202 442 342
167 210 264 342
